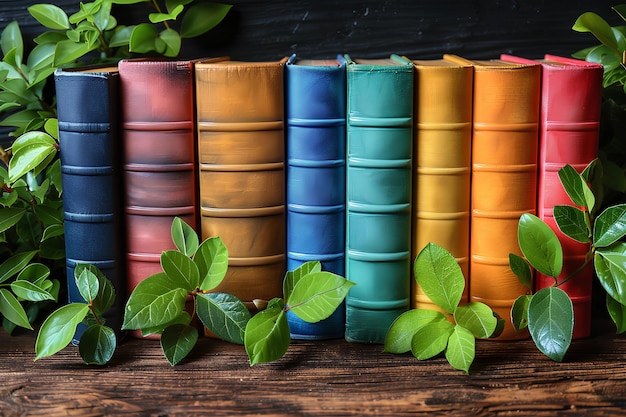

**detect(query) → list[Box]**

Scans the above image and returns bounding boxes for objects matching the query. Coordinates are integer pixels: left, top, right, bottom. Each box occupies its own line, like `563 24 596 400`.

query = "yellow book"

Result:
444 55 541 340
410 59 473 312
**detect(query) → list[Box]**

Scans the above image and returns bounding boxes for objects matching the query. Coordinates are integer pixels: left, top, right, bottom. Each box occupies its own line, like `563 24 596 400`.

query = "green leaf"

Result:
594 250 626 305
159 28 181 57
511 294 532 331
42 224 64 241
112 0 150 4
75 263 100 303
411 320 454 360
109 25 133 48
383 309 447 354
161 250 200 292
572 11 620 54
79 324 116 365
283 261 321 301
171 217 198 257
75 264 116 317
8 131 57 184
160 324 198 366
122 272 188 331
166 0 193 13
53 39 95 67
593 204 626 248
527 287 573 362
517 213 563 278
1 21 23 62
180 3 232 38
28 4 71 30
445 325 475 373
35 303 90 360
606 294 626 334
453 302 497 339
0 250 37 284
414 242 465 313
196 292 250 345
10 280 55 302
0 288 33 330
141 311 191 338
287 272 355 323
558 164 589 208
244 307 290 366
508 253 532 288
149 4 184 23
16 262 49 285
0 207 27 234
554 205 591 243
129 23 157 53
195 236 228 291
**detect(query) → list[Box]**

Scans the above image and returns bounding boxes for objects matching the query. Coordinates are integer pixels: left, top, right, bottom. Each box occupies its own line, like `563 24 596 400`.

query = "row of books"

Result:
55 53 602 344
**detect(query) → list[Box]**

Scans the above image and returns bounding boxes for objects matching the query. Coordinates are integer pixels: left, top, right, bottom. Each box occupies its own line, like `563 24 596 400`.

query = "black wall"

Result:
0 0 619 61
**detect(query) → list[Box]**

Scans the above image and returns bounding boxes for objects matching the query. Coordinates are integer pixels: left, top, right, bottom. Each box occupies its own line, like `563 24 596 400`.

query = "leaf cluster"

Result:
0 120 62 334
122 217 355 366
244 261 355 366
384 243 504 373
572 6 626 209
35 264 117 365
511 161 626 362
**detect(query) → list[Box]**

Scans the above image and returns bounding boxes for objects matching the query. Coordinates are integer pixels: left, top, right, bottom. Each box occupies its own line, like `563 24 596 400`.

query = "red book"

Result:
119 59 199 337
501 54 603 339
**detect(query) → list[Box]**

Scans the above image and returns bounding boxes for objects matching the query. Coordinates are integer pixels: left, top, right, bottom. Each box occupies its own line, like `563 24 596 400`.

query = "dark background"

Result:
0 0 619 61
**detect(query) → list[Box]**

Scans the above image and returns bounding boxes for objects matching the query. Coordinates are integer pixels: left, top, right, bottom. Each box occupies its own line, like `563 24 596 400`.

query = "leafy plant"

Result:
244 261 355 366
572 5 626 208
35 263 116 364
0 0 231 334
384 243 504 373
122 217 249 365
0 119 63 334
510 160 626 362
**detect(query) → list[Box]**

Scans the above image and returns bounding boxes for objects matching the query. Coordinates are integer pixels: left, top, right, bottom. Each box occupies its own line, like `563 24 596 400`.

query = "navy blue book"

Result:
285 54 347 339
55 65 124 337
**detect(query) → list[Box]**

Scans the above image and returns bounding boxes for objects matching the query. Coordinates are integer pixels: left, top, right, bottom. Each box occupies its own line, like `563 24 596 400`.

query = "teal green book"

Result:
344 54 413 343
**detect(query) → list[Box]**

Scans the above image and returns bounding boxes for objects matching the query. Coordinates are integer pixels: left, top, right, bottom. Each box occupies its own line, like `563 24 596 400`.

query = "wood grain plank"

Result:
1 322 626 416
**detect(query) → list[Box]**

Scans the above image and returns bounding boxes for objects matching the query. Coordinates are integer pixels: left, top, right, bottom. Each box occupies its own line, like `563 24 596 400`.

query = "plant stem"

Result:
555 249 595 287
151 0 171 30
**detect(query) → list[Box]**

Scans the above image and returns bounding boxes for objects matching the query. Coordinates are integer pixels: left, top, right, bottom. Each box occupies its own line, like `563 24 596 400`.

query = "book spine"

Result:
535 60 602 339
412 63 472 311
195 59 286 307
285 56 347 339
55 69 124 336
119 60 198 337
344 57 413 343
469 63 540 340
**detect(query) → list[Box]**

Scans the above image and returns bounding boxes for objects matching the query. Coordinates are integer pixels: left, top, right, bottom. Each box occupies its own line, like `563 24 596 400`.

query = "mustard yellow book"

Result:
444 55 541 340
195 58 288 307
410 59 472 312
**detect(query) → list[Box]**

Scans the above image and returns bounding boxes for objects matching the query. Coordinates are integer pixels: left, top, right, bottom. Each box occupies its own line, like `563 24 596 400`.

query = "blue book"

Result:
285 54 347 339
55 65 124 338
344 55 413 343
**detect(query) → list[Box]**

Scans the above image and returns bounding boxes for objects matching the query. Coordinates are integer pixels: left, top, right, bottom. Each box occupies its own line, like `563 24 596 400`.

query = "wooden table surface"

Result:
1 320 626 416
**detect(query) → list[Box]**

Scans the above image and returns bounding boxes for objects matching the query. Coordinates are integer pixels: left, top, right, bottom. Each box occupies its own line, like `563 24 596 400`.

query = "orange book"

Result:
194 58 288 307
501 54 603 339
410 58 472 311
444 55 541 339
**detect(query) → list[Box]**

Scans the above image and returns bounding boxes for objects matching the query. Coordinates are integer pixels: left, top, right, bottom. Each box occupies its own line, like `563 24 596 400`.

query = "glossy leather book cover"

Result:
410 59 472 312
55 65 124 335
444 55 541 340
195 57 287 307
119 59 199 335
501 54 603 339
285 54 347 340
344 54 413 344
